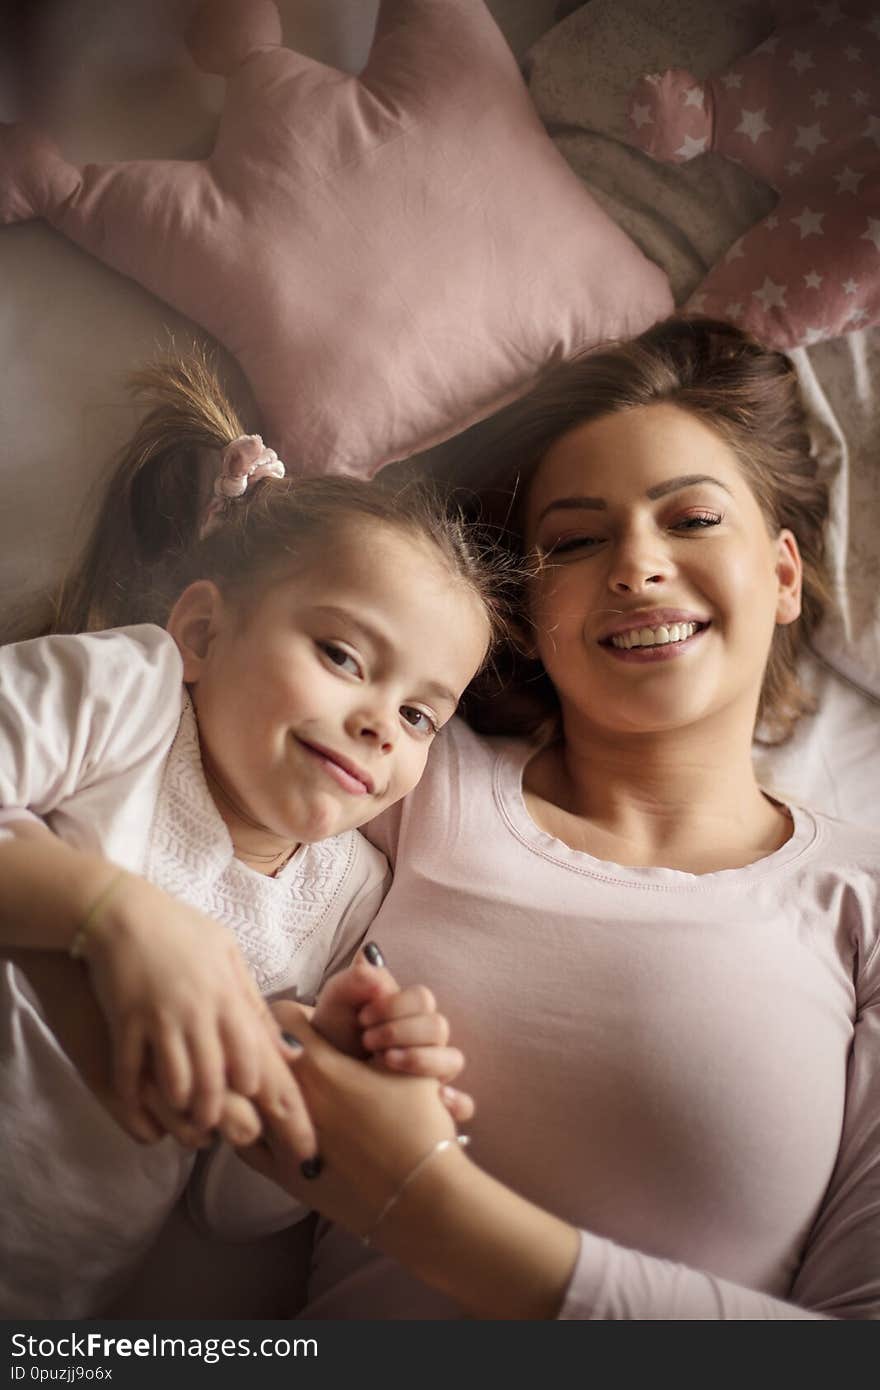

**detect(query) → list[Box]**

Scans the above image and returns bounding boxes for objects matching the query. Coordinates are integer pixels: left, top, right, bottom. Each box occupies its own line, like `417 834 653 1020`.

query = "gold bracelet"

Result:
69 870 128 961
361 1134 470 1247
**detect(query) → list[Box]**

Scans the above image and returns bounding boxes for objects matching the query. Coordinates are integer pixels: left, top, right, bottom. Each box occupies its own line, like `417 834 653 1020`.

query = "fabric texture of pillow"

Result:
623 0 880 349
524 0 777 303
0 0 672 477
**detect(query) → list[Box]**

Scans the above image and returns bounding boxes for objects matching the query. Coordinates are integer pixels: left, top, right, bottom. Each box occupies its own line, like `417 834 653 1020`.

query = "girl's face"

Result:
523 402 802 742
170 521 490 849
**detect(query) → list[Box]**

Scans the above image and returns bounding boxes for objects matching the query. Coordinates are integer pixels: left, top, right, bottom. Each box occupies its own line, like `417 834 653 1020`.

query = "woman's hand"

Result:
78 874 317 1155
299 946 474 1123
241 1001 462 1239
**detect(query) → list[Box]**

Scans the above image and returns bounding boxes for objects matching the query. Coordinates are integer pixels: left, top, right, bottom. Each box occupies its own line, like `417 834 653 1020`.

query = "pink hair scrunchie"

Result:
201 434 285 537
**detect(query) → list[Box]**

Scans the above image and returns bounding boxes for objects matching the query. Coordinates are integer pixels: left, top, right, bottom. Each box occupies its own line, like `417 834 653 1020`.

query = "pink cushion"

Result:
623 0 880 349
0 0 672 476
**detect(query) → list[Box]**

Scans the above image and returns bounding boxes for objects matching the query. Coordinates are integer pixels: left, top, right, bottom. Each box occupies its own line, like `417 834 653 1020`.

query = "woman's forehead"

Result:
525 404 744 509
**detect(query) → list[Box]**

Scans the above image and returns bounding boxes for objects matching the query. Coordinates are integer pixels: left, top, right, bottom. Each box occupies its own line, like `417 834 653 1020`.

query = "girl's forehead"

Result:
266 518 478 614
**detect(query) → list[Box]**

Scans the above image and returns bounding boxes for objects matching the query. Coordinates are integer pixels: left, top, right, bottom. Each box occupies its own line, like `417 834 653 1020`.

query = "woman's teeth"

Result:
610 621 699 650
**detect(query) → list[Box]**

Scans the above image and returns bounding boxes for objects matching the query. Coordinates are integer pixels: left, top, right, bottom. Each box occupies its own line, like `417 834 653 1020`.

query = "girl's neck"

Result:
201 750 300 878
524 713 792 874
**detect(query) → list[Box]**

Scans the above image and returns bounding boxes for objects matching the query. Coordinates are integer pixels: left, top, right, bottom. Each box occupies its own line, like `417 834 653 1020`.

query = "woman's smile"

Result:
595 606 711 661
598 619 709 662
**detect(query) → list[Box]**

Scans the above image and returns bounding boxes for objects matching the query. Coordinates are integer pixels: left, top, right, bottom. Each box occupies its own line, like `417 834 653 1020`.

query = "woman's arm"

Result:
245 1006 863 1320
243 1004 580 1319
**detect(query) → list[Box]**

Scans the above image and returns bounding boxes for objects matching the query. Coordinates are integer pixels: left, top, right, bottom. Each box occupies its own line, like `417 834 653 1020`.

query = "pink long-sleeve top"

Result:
300 717 880 1319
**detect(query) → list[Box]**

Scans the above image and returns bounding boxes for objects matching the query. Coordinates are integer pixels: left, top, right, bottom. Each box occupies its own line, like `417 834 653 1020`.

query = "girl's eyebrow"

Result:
311 604 389 651
311 605 458 708
536 473 733 523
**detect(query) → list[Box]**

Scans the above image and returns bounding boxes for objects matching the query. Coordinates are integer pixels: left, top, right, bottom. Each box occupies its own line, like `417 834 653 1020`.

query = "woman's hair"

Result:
38 347 516 658
462 316 832 745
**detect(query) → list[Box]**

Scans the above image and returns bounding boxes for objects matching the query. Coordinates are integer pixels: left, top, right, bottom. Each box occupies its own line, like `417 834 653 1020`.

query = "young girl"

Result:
0 350 505 1317
218 317 880 1320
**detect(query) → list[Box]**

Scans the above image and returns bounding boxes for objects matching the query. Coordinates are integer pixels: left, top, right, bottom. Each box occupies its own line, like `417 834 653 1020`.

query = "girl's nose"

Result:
347 706 396 753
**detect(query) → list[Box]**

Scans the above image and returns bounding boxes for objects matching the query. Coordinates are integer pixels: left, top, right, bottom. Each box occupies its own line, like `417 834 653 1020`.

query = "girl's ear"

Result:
166 581 226 682
774 529 803 627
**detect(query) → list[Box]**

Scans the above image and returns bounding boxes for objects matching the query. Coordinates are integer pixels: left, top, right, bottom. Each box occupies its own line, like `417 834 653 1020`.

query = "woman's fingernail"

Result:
364 941 385 968
300 1154 324 1180
281 1031 303 1050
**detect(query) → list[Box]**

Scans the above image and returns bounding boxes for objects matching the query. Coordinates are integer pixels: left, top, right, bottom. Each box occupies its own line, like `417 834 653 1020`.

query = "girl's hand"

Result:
140 1080 262 1151
306 946 475 1123
77 873 317 1156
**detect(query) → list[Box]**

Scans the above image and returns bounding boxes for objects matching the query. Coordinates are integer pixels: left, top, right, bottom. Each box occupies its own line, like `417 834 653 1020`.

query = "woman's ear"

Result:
166 581 226 682
774 530 803 627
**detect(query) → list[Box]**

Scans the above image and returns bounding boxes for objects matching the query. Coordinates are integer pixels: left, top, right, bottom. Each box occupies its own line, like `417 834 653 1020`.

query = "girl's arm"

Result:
0 829 128 951
0 831 318 1155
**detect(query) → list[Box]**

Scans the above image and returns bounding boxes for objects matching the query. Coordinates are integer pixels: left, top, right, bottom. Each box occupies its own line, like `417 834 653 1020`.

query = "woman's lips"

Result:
601 623 708 663
296 740 372 794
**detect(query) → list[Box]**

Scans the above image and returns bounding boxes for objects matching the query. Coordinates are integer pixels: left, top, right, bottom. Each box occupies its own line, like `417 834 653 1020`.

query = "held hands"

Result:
158 942 475 1152
308 944 474 1125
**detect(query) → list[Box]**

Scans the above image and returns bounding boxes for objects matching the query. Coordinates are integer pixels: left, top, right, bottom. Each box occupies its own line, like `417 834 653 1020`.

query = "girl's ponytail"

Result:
52 347 246 633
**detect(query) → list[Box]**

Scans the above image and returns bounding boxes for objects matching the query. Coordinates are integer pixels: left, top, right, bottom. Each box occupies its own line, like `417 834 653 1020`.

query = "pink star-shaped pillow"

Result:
624 0 880 347
0 0 671 475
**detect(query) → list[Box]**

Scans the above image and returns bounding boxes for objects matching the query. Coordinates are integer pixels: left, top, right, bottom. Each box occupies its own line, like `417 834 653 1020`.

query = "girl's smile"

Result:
294 737 374 796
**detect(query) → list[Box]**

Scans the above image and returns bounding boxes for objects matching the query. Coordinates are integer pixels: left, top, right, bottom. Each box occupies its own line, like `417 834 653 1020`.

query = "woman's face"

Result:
523 402 802 741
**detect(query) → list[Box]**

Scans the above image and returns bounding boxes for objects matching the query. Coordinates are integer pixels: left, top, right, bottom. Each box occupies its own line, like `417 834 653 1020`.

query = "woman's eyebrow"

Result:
645 473 734 500
537 473 733 522
536 495 606 523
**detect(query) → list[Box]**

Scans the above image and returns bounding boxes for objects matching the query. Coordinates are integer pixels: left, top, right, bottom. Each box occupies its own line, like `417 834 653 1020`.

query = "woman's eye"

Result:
400 706 438 736
541 535 603 558
319 642 361 677
673 511 723 532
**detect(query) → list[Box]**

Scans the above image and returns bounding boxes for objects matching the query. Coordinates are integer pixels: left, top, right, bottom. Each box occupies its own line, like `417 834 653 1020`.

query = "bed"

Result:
1 0 877 1318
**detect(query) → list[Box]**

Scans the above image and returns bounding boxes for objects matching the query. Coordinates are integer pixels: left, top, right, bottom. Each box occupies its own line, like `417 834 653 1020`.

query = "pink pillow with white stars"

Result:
622 0 880 348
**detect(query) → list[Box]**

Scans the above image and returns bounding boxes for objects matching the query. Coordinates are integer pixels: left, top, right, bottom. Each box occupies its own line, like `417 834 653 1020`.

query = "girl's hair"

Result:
462 316 831 745
41 347 515 656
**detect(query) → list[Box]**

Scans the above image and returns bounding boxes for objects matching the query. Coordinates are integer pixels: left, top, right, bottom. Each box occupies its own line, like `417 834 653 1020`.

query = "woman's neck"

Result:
524 713 792 874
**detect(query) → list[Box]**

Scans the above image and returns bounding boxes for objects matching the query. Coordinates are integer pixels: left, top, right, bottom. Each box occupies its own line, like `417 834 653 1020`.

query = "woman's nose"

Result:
607 533 670 594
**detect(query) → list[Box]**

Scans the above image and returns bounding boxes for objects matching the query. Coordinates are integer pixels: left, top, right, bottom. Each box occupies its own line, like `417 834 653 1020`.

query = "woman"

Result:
223 318 880 1319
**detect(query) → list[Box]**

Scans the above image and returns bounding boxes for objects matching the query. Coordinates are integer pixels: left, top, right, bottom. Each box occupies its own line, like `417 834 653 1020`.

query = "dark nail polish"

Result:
364 941 385 968
300 1154 324 1180
281 1031 302 1050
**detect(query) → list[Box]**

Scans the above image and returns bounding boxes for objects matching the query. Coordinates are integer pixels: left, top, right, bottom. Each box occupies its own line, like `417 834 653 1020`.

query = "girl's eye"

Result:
319 642 361 677
400 706 438 736
673 511 723 532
